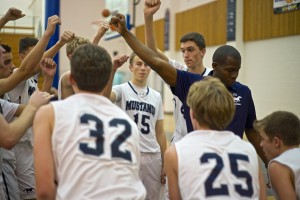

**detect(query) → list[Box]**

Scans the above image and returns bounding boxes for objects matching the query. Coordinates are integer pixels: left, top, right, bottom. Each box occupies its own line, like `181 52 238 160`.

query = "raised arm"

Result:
0 7 25 30
111 14 177 86
0 15 61 96
103 54 128 99
91 20 109 45
40 58 57 93
144 0 168 62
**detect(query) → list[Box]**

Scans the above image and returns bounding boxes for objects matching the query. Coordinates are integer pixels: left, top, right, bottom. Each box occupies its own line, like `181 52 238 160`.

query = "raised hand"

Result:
3 7 25 21
40 58 57 78
44 15 61 36
28 90 54 109
113 55 129 71
110 14 128 35
144 0 161 16
60 31 75 45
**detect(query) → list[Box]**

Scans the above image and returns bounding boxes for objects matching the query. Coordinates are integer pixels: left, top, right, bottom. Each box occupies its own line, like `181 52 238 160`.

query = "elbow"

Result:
1 138 17 150
37 189 55 200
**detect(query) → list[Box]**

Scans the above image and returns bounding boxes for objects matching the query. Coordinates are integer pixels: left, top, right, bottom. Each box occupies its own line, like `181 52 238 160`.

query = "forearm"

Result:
41 77 54 93
156 129 167 162
0 17 8 30
44 40 65 58
144 13 168 62
4 104 37 149
102 69 116 98
92 31 105 45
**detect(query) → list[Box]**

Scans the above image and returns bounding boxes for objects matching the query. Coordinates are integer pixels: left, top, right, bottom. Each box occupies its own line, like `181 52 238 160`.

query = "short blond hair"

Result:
66 37 90 56
187 77 235 130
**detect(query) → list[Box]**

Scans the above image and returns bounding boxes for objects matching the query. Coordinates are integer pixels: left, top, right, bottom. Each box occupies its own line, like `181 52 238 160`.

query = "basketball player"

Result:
164 77 266 199
110 52 167 200
144 0 212 143
110 13 267 165
33 44 146 199
254 111 300 200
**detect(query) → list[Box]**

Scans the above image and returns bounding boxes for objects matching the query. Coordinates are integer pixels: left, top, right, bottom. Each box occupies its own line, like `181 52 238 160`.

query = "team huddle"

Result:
0 0 299 200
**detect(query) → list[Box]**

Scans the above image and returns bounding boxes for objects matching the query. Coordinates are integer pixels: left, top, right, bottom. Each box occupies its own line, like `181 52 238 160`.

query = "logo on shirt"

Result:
233 96 242 106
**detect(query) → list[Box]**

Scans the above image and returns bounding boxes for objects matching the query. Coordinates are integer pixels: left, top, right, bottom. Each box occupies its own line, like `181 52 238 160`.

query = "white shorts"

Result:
15 142 36 199
139 152 164 200
2 160 21 200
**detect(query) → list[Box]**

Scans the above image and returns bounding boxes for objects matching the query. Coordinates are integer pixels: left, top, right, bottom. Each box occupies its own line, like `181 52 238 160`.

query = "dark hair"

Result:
213 45 241 65
180 32 206 50
254 111 300 146
70 44 112 92
0 44 11 53
19 37 39 54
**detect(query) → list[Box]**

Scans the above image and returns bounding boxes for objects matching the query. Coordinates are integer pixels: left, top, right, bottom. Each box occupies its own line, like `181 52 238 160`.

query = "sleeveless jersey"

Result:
113 82 164 153
169 59 212 143
52 93 146 200
269 148 300 200
175 130 260 200
8 72 38 144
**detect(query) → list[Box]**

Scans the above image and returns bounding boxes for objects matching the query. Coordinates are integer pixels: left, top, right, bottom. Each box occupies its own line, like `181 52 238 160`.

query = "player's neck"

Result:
130 79 147 88
188 64 206 75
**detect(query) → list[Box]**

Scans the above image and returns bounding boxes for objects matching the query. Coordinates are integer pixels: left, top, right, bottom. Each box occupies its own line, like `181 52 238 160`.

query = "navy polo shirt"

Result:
172 69 256 138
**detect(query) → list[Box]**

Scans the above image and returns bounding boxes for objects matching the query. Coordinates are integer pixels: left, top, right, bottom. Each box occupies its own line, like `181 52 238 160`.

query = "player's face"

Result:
130 56 151 82
0 52 15 78
259 130 278 161
212 56 240 87
180 41 205 69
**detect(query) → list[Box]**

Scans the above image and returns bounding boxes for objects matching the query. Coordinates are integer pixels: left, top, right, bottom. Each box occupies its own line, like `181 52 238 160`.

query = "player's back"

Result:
176 130 260 200
51 93 146 200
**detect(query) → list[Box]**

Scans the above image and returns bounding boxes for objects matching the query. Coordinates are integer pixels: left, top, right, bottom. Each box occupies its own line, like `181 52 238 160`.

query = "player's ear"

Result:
69 73 75 85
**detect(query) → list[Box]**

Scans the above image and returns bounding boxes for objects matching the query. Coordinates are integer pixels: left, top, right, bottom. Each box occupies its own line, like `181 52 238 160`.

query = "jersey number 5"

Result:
79 114 132 162
200 153 253 197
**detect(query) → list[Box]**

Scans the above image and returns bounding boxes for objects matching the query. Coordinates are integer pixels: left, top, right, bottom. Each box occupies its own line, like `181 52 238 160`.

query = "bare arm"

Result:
155 119 167 184
269 161 296 200
165 145 181 200
0 90 53 149
40 58 57 93
144 0 169 62
33 104 56 200
59 71 74 100
91 20 109 45
103 55 128 98
111 14 177 86
245 128 268 165
258 162 267 200
0 15 60 96
0 7 25 30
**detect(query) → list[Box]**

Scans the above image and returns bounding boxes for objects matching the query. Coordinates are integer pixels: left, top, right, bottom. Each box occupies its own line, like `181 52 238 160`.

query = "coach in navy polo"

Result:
172 45 263 161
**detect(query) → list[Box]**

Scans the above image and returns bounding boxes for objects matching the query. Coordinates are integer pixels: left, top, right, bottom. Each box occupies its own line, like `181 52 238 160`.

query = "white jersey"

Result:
269 148 300 200
175 130 260 200
8 72 38 144
52 94 146 200
113 82 164 153
168 59 212 143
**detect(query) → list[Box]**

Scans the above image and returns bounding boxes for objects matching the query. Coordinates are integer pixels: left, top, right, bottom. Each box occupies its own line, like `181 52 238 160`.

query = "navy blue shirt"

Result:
172 69 256 138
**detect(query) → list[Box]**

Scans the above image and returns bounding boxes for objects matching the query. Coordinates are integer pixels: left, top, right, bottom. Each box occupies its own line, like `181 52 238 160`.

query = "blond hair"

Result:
187 77 235 130
66 37 90 56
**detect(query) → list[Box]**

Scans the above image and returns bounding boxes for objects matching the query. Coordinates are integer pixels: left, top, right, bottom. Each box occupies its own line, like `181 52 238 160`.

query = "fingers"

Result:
61 31 75 43
45 15 61 35
5 7 25 20
41 58 56 69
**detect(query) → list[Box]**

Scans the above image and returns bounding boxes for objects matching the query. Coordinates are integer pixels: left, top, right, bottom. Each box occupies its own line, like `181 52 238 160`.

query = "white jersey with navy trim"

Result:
169 59 212 143
175 130 260 200
52 93 146 200
8 72 38 144
269 148 300 200
113 82 164 153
